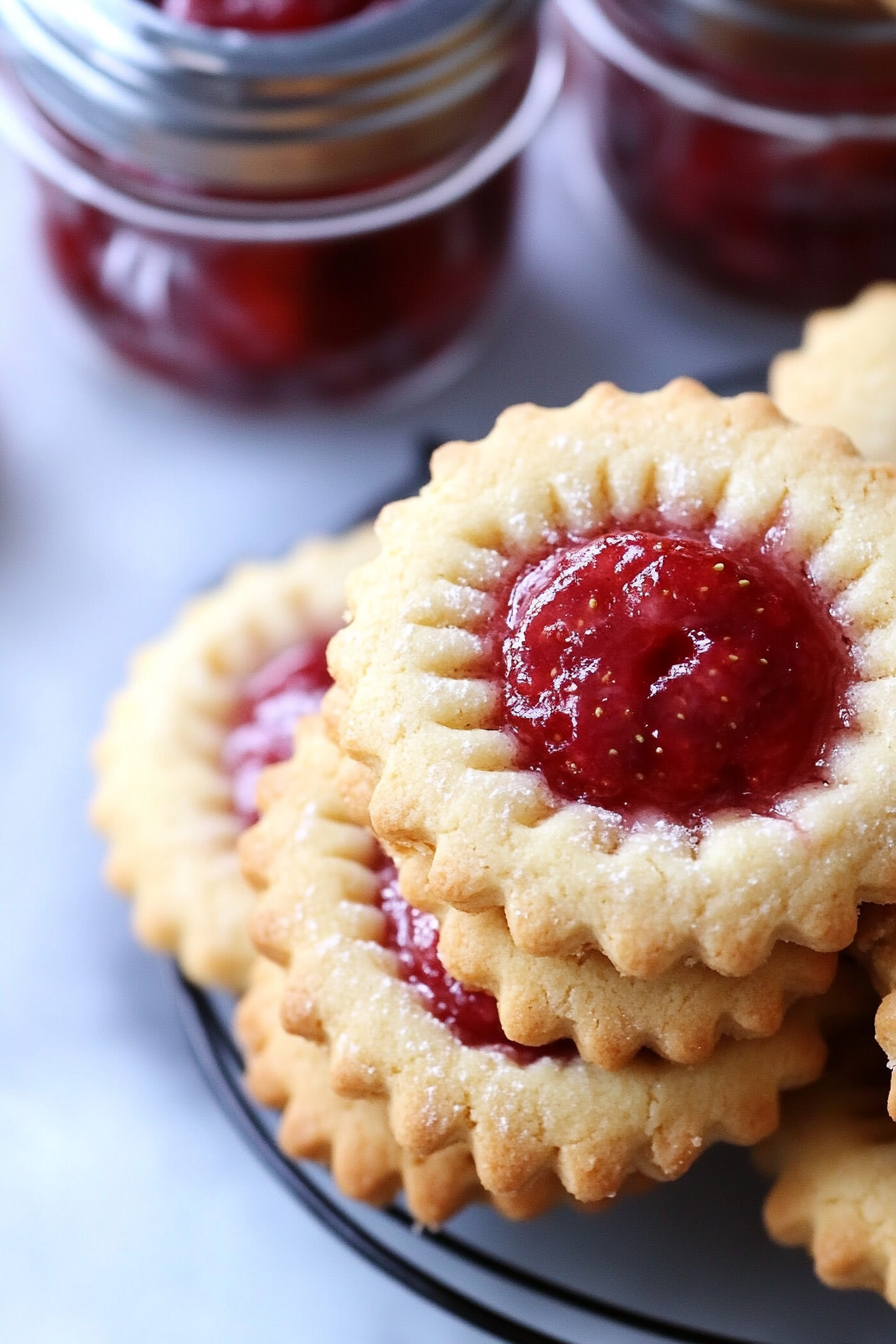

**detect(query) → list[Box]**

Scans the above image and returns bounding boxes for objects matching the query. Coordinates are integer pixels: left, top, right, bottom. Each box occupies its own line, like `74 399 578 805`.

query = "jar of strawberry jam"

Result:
0 0 561 400
558 0 896 307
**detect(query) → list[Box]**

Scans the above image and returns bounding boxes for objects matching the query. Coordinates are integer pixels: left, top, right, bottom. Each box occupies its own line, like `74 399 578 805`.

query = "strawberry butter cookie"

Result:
242 717 825 1205
770 284 896 464
92 527 375 990
236 956 564 1226
437 907 835 1069
327 380 896 977
756 987 896 1308
852 906 896 1120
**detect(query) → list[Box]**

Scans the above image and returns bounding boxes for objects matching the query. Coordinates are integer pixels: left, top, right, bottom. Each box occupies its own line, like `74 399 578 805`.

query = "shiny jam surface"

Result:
157 0 374 31
579 4 896 306
222 636 332 827
501 530 851 824
38 164 515 401
378 866 575 1064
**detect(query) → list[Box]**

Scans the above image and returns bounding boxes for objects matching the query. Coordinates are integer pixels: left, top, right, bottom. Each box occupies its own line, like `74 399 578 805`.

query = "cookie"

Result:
236 956 565 1225
324 753 831 1067
758 1023 896 1305
327 379 896 976
334 755 836 1067
853 906 896 1120
438 907 836 1069
92 527 376 990
770 283 896 463
242 716 827 1204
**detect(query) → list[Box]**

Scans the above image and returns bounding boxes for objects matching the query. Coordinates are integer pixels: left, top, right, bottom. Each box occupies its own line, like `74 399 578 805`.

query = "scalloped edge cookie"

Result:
328 755 833 1067
853 906 896 1120
757 1025 896 1305
236 956 565 1225
327 379 896 977
770 283 896 463
242 716 827 1204
437 907 837 1068
92 527 376 991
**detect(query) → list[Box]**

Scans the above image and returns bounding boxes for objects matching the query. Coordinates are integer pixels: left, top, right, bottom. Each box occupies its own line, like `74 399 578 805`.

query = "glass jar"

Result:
558 0 896 308
0 0 562 401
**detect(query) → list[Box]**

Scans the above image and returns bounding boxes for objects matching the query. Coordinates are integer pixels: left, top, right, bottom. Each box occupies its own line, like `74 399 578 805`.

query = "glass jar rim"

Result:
0 0 540 192
0 31 563 238
559 0 896 139
6 0 513 76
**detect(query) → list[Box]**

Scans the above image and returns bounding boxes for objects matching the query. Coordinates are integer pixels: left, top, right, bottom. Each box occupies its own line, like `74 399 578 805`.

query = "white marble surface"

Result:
0 94 824 1344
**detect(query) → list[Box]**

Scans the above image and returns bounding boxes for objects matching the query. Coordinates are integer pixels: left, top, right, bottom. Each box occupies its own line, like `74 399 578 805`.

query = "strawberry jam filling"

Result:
378 864 575 1065
223 635 333 827
502 529 852 824
156 0 375 33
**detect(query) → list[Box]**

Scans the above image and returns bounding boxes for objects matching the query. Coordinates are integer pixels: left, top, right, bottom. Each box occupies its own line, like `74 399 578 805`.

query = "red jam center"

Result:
501 530 851 824
158 0 374 33
378 865 575 1065
222 635 332 827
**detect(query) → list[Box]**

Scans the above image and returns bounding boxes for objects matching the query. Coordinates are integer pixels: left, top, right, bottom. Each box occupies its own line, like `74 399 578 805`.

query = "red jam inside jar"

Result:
222 636 333 826
500 529 852 825
9 0 539 402
38 166 517 401
156 0 376 32
567 0 896 306
378 863 575 1064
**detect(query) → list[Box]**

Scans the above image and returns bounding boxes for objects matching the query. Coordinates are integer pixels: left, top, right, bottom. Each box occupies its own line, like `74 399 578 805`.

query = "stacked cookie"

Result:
241 382 896 1223
758 285 896 1305
92 527 376 989
92 524 564 1222
95 363 896 1303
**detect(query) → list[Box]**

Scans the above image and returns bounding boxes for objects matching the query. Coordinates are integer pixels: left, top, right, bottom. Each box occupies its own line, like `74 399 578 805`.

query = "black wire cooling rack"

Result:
173 363 790 1344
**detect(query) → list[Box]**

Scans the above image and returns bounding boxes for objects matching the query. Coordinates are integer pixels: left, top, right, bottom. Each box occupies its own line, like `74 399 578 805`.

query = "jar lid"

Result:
0 0 539 193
